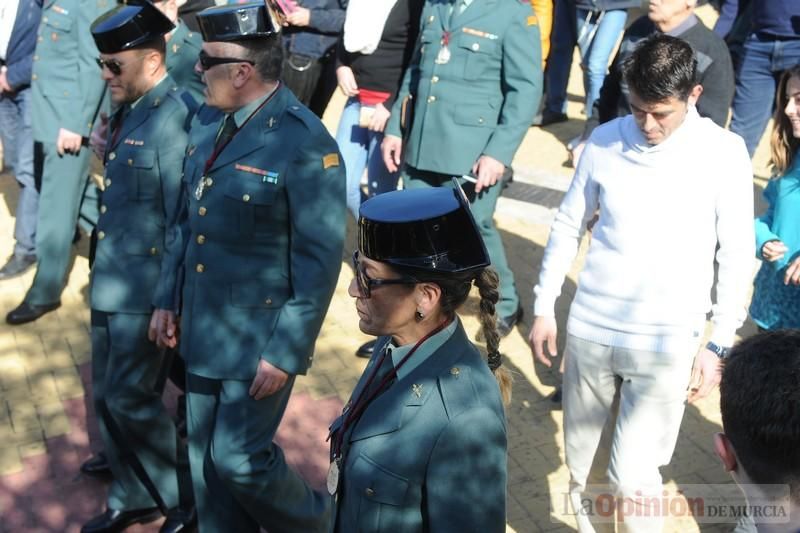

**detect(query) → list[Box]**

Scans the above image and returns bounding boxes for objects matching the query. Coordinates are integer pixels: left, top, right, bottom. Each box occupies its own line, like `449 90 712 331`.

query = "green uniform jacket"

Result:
31 0 113 143
156 85 346 380
166 20 204 105
330 321 508 532
90 77 193 313
386 0 542 175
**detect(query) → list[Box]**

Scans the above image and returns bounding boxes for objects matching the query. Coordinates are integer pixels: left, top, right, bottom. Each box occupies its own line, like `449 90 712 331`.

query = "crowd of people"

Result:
0 0 799 532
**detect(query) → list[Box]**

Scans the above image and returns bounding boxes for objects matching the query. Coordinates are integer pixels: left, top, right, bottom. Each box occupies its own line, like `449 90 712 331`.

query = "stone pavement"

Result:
0 10 774 530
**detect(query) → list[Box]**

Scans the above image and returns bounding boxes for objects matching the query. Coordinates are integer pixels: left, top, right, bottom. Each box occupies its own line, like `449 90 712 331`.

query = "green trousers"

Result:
26 141 99 305
91 310 189 512
403 166 520 317
186 373 330 532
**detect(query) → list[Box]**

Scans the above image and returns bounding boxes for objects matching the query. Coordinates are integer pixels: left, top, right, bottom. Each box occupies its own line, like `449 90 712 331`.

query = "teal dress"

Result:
749 155 800 329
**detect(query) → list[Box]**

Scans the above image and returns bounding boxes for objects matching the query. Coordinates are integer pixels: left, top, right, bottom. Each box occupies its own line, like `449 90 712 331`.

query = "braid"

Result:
475 268 512 405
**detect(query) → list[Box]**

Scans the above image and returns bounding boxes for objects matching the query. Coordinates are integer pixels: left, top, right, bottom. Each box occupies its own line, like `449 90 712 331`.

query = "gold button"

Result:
242 194 250 202
32 73 38 79
431 76 439 83
196 264 205 273
198 206 207 216
265 298 272 305
127 159 133 166
150 247 158 255
196 234 206 244
365 488 375 497
105 178 112 187
450 367 460 376
471 43 480 51
100 205 107 214
97 231 105 240
205 177 213 187
33 55 38 61
37 37 42 43
108 152 116 161
428 15 434 22
427 96 436 103
478 117 484 124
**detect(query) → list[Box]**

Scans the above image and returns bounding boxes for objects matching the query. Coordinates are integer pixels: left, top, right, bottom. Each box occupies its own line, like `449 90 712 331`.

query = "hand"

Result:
471 155 505 194
90 112 109 160
56 128 83 156
336 66 359 97
284 6 310 27
784 256 800 286
367 103 391 133
529 316 558 367
382 134 403 173
148 308 180 349
687 347 722 403
569 140 586 168
249 359 290 400
0 69 10 93
761 240 787 262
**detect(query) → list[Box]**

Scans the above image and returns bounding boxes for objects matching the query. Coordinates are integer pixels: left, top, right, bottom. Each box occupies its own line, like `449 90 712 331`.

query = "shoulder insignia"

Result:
323 153 340 169
527 14 538 26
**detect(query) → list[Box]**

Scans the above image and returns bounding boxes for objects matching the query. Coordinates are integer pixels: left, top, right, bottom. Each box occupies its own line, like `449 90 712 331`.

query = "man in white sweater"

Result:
529 34 754 532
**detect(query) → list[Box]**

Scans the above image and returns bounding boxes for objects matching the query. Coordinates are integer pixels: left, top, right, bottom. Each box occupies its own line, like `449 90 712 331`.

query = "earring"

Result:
415 310 424 321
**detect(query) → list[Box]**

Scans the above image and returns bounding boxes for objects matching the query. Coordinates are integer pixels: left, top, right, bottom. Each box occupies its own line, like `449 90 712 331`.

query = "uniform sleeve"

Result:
64 0 107 137
425 407 507 533
709 136 755 346
754 180 780 260
259 131 346 375
151 103 192 309
533 140 600 317
481 7 542 165
308 0 347 35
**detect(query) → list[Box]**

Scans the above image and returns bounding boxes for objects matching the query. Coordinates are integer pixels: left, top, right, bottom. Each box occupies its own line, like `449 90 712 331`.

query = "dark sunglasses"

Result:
352 251 418 299
96 55 147 76
198 50 255 71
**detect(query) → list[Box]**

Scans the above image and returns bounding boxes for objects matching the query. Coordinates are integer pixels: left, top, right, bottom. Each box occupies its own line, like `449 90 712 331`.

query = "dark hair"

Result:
720 330 800 502
622 33 698 103
132 35 166 58
237 35 284 82
770 65 800 174
396 265 513 405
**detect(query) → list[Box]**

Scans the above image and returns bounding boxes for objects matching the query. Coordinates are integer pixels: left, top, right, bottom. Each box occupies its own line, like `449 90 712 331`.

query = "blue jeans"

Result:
576 8 628 114
730 34 800 157
335 97 399 218
544 0 578 115
0 87 37 257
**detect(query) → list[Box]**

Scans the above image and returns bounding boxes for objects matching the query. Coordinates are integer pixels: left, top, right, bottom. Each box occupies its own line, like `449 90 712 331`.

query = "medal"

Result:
435 45 451 65
194 176 210 200
327 458 340 495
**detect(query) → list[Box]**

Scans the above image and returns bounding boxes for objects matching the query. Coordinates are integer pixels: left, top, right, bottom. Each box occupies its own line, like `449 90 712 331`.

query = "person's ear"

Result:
230 62 254 89
687 84 703 107
415 282 442 319
713 432 738 473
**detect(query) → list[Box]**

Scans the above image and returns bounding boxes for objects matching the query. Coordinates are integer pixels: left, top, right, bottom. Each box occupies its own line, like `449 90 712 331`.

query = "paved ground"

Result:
0 7 775 530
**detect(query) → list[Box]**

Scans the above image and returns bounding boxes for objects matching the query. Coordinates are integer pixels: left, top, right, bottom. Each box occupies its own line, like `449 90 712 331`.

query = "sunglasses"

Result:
96 54 147 76
198 50 255 71
352 251 418 299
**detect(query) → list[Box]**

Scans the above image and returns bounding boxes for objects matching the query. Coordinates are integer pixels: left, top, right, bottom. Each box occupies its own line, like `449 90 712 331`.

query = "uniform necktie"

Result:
214 114 237 151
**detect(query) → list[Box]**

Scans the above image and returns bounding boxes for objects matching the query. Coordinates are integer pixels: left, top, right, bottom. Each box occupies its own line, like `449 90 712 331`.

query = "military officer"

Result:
81 3 196 533
5 0 114 325
330 186 510 532
150 3 346 531
382 0 543 338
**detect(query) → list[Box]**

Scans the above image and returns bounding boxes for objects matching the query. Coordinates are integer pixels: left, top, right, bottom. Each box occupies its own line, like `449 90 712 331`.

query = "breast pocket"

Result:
456 33 499 81
117 149 157 200
223 177 277 236
350 453 410 532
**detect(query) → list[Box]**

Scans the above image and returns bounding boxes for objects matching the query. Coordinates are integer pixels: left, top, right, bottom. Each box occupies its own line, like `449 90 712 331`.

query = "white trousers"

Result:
563 334 695 532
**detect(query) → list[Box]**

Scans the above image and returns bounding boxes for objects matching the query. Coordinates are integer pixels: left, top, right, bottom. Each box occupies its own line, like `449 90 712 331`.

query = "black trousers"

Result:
281 51 338 118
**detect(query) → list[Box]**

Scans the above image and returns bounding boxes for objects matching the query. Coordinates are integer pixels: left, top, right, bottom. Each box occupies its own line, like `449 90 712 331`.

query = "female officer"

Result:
328 185 511 532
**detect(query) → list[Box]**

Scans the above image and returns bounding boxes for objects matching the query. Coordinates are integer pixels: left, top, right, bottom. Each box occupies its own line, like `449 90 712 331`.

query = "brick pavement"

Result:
0 10 775 529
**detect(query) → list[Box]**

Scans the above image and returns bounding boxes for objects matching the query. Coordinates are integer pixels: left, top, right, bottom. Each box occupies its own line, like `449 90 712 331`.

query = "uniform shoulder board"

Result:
286 102 326 135
438 363 481 420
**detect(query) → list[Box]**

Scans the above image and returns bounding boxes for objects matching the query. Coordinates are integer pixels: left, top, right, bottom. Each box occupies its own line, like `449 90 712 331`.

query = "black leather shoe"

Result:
0 254 35 280
80 452 112 479
160 506 197 533
81 507 161 533
6 301 61 325
356 339 376 359
496 305 524 338
536 110 569 127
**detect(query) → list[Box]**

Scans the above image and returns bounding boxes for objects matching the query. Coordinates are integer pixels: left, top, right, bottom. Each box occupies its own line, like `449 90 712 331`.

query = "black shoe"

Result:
356 339 376 358
80 452 112 479
0 254 35 280
160 506 197 533
81 507 161 533
6 301 61 325
496 305 524 338
533 111 568 127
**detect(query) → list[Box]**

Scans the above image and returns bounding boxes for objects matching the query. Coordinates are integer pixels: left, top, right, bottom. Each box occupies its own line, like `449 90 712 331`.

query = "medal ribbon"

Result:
330 318 451 460
201 81 281 177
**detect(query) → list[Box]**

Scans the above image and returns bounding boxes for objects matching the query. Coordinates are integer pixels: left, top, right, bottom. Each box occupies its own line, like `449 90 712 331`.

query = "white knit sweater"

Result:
533 108 755 353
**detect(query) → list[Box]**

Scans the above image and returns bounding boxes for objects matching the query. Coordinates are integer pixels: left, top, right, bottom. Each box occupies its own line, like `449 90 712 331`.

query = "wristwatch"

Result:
706 341 730 359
